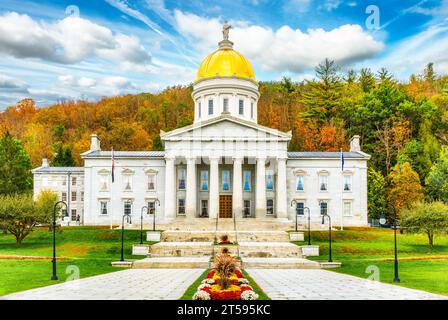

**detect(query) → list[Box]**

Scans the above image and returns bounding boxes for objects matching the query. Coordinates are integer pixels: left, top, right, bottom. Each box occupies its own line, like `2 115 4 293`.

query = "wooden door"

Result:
219 195 232 218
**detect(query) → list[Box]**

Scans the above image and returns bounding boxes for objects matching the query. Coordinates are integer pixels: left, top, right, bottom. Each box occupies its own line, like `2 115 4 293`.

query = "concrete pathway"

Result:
246 269 447 300
2 269 203 300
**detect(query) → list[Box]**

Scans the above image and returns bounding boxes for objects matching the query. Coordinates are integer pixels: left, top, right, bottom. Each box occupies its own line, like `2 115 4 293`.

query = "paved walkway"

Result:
246 269 447 300
2 269 203 300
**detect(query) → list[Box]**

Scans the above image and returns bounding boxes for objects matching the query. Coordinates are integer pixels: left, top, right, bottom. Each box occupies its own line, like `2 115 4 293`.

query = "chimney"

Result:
42 158 49 168
90 134 101 152
350 135 361 152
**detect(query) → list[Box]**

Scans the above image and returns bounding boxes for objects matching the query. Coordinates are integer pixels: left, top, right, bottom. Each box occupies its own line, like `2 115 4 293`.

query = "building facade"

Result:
33 31 370 228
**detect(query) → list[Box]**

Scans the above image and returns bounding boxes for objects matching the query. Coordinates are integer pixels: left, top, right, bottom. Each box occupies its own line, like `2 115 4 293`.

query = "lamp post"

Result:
392 206 400 283
304 207 311 246
151 199 161 232
120 212 132 262
51 200 67 281
140 206 148 245
321 213 332 263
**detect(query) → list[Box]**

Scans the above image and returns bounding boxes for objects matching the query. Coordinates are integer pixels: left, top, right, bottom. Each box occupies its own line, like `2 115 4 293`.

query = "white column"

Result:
164 157 176 221
276 157 287 219
186 157 197 218
232 157 243 219
255 157 267 218
209 157 220 219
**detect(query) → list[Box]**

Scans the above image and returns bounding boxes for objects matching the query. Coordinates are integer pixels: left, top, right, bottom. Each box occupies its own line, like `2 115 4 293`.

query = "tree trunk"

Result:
427 231 433 247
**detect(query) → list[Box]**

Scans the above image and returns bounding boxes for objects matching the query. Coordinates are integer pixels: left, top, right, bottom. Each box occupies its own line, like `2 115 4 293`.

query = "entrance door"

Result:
219 195 232 218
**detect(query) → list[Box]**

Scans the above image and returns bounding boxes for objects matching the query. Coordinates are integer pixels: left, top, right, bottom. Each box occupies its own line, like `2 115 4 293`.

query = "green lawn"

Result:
0 226 156 296
293 227 448 296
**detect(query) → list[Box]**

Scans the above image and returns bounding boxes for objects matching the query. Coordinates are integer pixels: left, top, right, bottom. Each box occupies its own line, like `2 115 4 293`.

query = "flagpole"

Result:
110 147 114 230
340 149 344 231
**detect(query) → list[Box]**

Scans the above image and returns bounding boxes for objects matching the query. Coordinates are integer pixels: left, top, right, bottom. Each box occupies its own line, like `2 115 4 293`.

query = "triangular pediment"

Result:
161 114 291 141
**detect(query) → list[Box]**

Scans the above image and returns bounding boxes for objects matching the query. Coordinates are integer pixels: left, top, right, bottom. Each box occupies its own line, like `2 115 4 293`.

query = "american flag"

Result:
340 149 345 172
111 148 115 183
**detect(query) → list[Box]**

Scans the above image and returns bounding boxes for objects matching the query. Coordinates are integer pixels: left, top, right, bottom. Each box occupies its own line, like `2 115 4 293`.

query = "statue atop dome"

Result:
222 21 231 41
219 21 234 49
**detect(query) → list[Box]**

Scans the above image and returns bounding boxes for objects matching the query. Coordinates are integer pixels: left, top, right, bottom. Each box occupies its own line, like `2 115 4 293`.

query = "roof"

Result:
32 167 84 174
82 151 165 159
287 152 370 159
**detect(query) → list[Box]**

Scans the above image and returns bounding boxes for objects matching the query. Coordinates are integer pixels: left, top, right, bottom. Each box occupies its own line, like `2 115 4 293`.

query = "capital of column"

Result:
186 156 197 164
232 156 244 163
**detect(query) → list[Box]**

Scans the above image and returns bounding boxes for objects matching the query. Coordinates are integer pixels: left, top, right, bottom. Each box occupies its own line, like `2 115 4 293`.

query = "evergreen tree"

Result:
367 167 387 219
152 135 163 151
423 62 436 84
53 144 76 167
359 68 376 92
426 147 448 202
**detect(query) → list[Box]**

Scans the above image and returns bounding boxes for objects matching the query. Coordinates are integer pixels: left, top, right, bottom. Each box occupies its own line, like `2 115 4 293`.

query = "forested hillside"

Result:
1 60 448 220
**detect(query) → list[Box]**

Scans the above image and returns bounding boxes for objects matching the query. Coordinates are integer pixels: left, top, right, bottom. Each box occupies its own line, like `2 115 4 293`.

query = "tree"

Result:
388 162 423 215
426 147 448 202
401 201 448 247
0 132 32 195
35 190 59 229
0 194 44 245
53 144 76 167
152 134 163 151
367 168 387 219
423 62 436 85
359 68 376 92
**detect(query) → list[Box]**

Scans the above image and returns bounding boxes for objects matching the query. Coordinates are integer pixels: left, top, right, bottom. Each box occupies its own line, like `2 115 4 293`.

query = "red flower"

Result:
206 271 215 279
234 270 243 278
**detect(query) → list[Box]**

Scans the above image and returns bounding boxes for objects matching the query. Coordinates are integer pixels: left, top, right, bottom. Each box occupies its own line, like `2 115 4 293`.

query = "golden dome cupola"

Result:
192 21 259 124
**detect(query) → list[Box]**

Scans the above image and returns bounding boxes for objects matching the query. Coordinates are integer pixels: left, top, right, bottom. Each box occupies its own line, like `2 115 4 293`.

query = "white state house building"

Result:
32 31 370 229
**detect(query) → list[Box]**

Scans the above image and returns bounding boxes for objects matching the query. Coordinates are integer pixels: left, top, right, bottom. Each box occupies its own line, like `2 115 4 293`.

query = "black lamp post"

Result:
304 207 311 246
321 213 332 263
392 206 400 283
120 212 132 262
151 199 161 232
51 200 67 281
140 206 148 245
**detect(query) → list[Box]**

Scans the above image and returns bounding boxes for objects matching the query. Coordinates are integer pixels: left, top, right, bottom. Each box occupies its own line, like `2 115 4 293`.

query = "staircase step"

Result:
133 257 210 269
238 242 302 258
161 230 290 242
150 242 213 257
242 257 320 269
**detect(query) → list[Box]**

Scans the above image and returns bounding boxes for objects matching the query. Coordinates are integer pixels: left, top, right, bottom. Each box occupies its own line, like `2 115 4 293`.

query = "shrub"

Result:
212 254 238 289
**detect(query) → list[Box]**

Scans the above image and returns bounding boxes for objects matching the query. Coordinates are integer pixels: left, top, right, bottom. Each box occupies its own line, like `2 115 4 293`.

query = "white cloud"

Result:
175 11 384 73
320 0 341 12
0 12 151 66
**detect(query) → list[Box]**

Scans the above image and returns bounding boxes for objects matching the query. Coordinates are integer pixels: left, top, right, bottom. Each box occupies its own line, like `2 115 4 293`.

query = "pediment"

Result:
161 115 291 141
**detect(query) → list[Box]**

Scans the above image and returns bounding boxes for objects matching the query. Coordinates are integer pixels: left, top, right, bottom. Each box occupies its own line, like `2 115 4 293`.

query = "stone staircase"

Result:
132 229 320 269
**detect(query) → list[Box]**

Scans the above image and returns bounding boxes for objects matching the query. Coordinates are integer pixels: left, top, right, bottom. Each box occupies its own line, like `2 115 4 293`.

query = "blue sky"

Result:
0 0 447 109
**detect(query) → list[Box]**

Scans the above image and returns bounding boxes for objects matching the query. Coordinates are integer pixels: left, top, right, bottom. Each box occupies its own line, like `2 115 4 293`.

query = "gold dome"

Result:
196 48 255 82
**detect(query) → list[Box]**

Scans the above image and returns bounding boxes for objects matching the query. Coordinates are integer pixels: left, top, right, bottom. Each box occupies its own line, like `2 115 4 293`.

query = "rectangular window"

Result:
71 191 77 202
344 175 352 191
123 176 132 191
71 209 77 221
124 201 132 215
239 99 244 115
201 200 208 217
100 201 108 215
296 175 304 191
296 202 305 215
208 100 213 115
251 102 254 118
223 98 229 112
81 192 84 202
148 201 156 214
343 201 353 217
178 199 185 215
72 177 77 186
243 170 251 191
200 170 209 191
148 175 156 191
320 202 328 215
266 170 274 191
198 102 201 118
100 175 108 191
319 175 328 191
222 170 230 191
178 168 186 190
62 177 67 186
244 200 251 217
267 199 274 215
62 192 67 202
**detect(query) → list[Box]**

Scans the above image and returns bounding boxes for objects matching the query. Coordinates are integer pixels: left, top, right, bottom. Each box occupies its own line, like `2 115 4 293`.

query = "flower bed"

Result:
192 269 259 300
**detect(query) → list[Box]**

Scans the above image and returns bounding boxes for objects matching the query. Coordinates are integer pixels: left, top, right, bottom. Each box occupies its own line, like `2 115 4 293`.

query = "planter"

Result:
300 245 319 257
146 231 161 242
289 231 304 241
132 244 150 256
